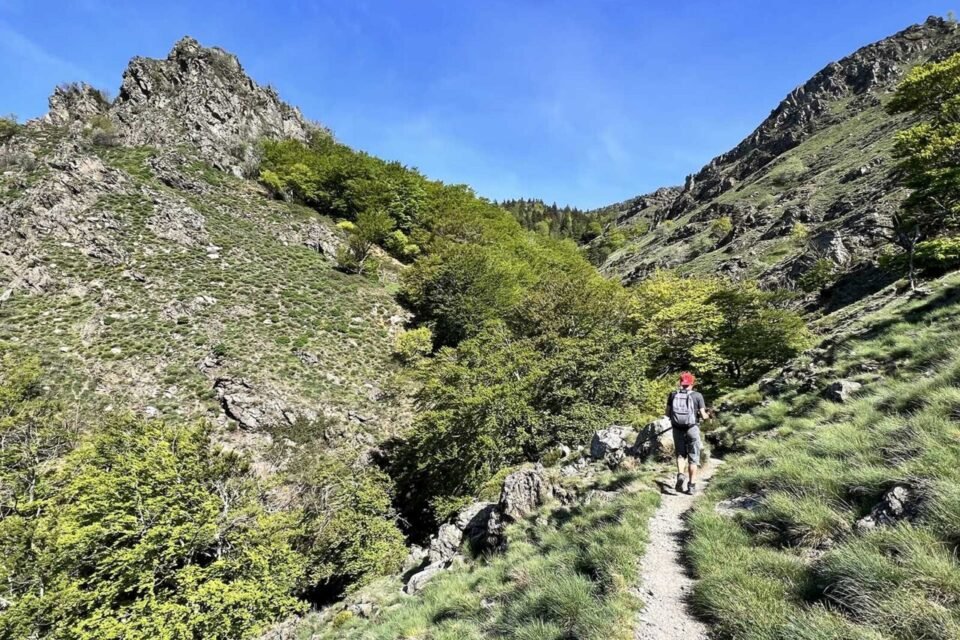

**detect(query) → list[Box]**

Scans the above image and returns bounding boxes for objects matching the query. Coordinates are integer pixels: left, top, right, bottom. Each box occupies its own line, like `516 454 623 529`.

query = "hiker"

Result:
666 372 708 495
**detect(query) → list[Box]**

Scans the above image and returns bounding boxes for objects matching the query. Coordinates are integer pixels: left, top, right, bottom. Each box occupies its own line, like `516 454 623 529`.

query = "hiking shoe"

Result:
686 482 698 496
675 474 685 492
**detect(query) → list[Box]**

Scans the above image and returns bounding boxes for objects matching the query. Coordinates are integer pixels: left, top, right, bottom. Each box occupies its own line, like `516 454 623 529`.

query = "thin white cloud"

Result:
0 20 89 81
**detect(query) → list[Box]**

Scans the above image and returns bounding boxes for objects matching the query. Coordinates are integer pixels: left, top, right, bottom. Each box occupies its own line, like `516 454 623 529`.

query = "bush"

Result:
710 216 733 239
798 258 838 293
87 114 119 147
393 326 432 362
0 115 18 143
335 209 395 274
913 236 960 273
1 416 307 640
383 229 420 261
790 221 810 245
287 446 406 595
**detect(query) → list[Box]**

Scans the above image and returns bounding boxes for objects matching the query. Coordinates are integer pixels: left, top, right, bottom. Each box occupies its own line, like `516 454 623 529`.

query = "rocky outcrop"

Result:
823 379 863 403
499 464 554 522
590 425 636 466
110 37 315 175
214 377 290 430
856 485 919 532
44 83 110 127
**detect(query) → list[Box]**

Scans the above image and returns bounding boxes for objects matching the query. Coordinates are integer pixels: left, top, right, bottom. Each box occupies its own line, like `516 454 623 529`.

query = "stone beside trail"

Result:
635 461 720 640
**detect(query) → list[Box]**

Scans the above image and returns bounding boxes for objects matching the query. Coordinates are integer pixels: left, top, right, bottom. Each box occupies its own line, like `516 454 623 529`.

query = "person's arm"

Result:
666 392 673 419
697 394 709 421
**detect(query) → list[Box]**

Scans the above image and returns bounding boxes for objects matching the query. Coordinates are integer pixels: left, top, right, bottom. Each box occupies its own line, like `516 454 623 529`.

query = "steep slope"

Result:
0 38 410 459
688 271 960 639
600 17 960 307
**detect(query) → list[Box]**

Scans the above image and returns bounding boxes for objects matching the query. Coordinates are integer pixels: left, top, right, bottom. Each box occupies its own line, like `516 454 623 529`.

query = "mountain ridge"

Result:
596 15 960 305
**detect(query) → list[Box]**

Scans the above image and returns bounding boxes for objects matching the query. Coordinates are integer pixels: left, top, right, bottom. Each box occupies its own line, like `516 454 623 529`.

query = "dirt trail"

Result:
634 460 720 640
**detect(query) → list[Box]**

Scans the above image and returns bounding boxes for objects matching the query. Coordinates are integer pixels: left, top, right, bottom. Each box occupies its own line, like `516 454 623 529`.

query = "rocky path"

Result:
634 460 720 640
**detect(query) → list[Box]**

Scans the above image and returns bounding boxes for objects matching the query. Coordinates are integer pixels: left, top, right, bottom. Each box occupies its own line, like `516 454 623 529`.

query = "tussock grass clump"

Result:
299 473 659 640
688 275 960 639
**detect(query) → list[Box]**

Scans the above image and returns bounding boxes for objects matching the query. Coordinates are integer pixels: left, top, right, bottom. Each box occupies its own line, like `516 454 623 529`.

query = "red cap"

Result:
679 372 696 387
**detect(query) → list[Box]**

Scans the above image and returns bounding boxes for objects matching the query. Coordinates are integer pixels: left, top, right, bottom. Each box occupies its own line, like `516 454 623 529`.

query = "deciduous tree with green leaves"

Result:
886 50 960 289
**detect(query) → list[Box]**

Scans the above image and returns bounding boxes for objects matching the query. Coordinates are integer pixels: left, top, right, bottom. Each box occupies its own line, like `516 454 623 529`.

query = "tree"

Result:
886 51 960 289
336 209 395 273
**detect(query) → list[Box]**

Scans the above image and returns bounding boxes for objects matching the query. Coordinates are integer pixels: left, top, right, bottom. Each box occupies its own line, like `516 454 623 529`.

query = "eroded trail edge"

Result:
634 461 720 640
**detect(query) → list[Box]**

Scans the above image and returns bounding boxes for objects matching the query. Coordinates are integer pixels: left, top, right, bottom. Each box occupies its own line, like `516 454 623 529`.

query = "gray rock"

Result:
347 602 374 618
630 417 673 459
110 36 317 176
715 493 764 517
856 485 918 532
402 544 428 575
454 501 497 546
213 377 289 430
428 523 463 564
44 82 109 126
590 426 636 464
499 464 553 522
404 561 446 595
823 380 863 403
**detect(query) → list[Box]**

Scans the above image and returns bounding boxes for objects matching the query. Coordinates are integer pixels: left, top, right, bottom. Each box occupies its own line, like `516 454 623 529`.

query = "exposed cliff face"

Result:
601 17 960 302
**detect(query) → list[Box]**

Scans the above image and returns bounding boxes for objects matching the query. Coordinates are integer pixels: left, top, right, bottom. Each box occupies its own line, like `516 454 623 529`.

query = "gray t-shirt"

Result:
667 389 705 425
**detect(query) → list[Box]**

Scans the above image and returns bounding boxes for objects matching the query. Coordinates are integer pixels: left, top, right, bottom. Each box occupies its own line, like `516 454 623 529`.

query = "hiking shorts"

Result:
672 425 702 465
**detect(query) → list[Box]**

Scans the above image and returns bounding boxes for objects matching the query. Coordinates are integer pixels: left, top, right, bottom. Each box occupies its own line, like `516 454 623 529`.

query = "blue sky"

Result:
0 1 955 208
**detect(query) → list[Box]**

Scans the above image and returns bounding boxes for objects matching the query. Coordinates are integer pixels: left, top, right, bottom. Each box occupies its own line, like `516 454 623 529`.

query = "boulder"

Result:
346 602 375 619
630 417 673 459
499 464 553 522
402 544 428 576
856 485 919 532
428 524 463 564
590 426 635 464
454 501 497 547
823 380 862 403
404 561 446 595
213 377 289 430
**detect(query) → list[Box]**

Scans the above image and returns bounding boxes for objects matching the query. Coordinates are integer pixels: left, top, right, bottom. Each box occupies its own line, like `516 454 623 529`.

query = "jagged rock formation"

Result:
599 17 960 302
111 37 315 175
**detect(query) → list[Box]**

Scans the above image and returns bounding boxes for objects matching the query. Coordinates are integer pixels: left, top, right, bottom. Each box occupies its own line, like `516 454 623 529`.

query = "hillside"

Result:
2 14 959 640
0 37 411 456
599 16 960 309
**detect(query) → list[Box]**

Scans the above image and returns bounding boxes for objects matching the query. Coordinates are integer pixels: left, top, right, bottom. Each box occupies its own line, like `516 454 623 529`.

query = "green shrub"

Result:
799 258 838 293
913 236 960 273
790 221 810 245
0 416 307 640
287 445 406 593
710 216 733 239
384 229 420 261
0 115 18 143
393 326 432 362
86 114 119 147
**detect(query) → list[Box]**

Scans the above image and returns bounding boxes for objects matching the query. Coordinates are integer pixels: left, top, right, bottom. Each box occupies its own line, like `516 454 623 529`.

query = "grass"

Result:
0 142 410 434
688 273 960 639
295 469 660 640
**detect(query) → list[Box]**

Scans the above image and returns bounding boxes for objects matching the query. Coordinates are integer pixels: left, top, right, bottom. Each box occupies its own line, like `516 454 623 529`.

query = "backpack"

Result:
671 390 697 427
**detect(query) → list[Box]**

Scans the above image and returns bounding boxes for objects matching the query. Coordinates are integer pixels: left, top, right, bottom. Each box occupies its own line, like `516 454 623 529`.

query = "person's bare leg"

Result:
689 463 698 484
676 456 686 477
